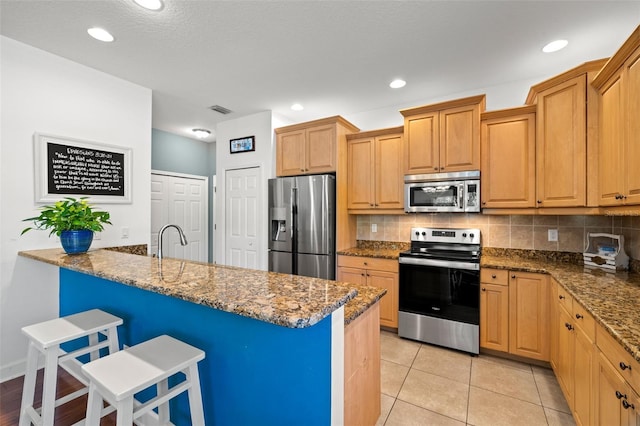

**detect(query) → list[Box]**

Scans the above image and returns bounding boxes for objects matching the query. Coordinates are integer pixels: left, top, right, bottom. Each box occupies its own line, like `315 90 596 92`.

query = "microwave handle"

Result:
458 183 464 209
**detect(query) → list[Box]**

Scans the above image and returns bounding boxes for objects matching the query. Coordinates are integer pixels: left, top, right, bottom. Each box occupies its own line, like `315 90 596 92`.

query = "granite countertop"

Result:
19 248 385 328
337 240 410 260
481 253 640 363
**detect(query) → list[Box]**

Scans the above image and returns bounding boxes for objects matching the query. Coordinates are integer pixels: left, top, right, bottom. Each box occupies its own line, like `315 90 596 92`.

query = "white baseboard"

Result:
0 358 28 383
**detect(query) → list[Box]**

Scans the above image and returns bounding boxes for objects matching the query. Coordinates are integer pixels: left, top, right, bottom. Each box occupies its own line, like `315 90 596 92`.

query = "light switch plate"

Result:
371 223 377 233
548 229 558 242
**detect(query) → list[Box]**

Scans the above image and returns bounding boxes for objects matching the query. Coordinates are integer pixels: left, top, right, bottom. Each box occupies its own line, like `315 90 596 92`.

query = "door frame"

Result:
151 170 209 261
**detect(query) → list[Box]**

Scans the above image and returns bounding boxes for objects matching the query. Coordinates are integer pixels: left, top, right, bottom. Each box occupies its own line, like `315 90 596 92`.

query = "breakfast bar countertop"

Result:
481 252 640 363
18 248 386 328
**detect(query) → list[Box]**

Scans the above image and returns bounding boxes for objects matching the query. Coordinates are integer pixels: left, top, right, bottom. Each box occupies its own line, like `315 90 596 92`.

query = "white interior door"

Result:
225 167 260 269
151 172 208 262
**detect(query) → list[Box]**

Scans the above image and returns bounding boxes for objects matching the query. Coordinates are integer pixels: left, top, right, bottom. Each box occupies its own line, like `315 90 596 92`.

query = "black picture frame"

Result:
229 136 255 154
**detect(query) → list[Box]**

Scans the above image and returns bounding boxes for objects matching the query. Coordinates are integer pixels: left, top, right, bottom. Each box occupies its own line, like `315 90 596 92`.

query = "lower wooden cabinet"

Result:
337 255 398 328
595 351 638 426
480 269 549 361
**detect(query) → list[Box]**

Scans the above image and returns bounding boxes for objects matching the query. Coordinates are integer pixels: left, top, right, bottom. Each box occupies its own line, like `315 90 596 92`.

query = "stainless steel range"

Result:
398 227 481 354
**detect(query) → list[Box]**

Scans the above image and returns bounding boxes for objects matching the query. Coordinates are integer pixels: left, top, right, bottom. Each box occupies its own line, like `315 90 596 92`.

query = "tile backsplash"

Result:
356 214 640 260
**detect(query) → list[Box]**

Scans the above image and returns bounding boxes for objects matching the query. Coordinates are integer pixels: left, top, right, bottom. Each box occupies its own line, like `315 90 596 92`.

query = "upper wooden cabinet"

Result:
275 116 359 177
592 25 640 206
400 95 485 175
480 106 536 209
526 59 607 208
346 127 404 213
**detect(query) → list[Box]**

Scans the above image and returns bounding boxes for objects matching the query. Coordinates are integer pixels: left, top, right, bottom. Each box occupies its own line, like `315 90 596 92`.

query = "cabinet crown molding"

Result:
481 105 536 121
346 126 403 140
399 94 486 117
274 115 359 134
592 24 640 89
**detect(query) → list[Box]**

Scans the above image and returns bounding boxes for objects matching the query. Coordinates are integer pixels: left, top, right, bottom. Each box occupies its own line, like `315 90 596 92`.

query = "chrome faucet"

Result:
157 224 188 260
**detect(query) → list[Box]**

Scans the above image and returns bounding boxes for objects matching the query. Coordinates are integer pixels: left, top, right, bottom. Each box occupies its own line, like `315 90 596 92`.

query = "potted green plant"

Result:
21 197 112 254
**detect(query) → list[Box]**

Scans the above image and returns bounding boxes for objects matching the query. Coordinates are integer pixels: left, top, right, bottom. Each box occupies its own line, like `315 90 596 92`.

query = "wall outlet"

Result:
371 223 377 233
548 229 558 242
121 227 129 239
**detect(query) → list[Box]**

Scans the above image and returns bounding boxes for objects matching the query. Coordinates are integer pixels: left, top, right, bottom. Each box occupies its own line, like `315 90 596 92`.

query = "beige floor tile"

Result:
471 357 540 404
385 400 465 426
545 407 577 426
532 366 571 413
397 369 469 423
376 393 396 426
467 387 547 426
411 344 472 384
381 359 410 398
381 332 421 367
474 353 533 373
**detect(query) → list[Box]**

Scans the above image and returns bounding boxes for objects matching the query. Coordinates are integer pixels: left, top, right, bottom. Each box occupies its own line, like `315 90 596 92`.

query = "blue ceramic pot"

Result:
60 230 94 254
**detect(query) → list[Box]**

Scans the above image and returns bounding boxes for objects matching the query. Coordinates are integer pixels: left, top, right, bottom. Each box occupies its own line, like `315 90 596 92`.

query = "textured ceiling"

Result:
1 0 639 142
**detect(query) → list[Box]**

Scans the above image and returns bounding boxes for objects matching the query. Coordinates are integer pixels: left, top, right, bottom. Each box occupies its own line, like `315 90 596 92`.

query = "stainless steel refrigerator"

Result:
268 174 336 280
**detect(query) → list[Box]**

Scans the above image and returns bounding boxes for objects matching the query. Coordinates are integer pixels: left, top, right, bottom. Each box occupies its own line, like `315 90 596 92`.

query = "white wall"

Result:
0 36 152 380
214 111 273 269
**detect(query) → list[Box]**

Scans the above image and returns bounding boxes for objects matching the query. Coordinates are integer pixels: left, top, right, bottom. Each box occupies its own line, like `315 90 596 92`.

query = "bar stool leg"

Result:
88 332 99 362
105 327 120 355
157 378 170 423
85 382 103 426
40 346 61 426
19 342 39 426
116 396 134 426
186 364 205 426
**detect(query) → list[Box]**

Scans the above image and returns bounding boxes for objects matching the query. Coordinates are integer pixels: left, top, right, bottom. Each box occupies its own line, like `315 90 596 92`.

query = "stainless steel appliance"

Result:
404 170 480 213
268 174 336 280
398 227 481 354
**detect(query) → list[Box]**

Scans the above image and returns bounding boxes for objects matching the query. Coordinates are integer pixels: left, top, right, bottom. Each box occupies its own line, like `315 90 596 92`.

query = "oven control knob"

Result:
415 231 419 236
421 232 426 236
462 233 467 237
470 233 475 238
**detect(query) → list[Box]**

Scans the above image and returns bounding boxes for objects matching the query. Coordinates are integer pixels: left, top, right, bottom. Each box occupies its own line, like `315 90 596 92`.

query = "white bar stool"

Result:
82 334 206 426
19 308 123 426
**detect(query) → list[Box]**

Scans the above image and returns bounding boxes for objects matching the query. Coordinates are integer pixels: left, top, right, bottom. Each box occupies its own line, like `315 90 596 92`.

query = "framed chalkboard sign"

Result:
34 133 132 203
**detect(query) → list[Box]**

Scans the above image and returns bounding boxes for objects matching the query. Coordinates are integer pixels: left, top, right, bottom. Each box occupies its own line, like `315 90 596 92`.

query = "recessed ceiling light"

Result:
87 27 114 42
390 79 406 89
192 128 211 138
291 103 304 111
542 39 568 53
133 0 164 11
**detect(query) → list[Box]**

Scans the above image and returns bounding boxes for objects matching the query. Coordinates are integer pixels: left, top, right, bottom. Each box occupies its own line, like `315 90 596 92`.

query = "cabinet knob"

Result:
491 274 496 279
363 262 368 266
511 275 516 279
482 201 487 205
616 390 627 400
559 295 565 300
565 322 574 331
537 200 542 204
620 362 632 371
575 313 583 319
370 203 374 207
300 168 305 172
622 400 635 410
361 273 365 277
482 287 486 291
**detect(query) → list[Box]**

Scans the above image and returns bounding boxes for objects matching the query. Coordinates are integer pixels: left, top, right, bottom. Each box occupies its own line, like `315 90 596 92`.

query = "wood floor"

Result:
0 368 117 426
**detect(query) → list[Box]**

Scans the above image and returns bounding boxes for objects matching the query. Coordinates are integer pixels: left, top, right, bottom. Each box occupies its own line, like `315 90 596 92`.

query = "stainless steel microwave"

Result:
404 171 481 213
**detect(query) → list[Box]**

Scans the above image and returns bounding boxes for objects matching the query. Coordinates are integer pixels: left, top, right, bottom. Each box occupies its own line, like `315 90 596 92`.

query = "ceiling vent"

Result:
208 105 232 115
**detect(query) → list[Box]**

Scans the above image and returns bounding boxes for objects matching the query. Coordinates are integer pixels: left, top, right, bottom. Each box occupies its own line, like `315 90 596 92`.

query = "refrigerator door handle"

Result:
291 186 298 274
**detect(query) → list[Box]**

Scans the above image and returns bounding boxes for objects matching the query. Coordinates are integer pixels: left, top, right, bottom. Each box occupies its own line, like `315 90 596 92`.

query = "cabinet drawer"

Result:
556 285 574 313
572 301 596 342
480 269 509 286
597 324 640 395
337 255 398 273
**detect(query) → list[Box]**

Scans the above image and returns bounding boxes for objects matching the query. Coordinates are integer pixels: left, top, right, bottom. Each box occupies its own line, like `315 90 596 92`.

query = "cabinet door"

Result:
439 103 481 172
508 272 549 361
480 283 509 352
481 112 536 208
276 130 305 176
536 75 587 207
404 111 439 174
625 47 640 205
337 266 367 286
367 270 398 328
557 306 575 404
306 124 336 174
599 73 625 206
573 325 595 426
596 352 629 426
347 138 375 209
375 134 404 210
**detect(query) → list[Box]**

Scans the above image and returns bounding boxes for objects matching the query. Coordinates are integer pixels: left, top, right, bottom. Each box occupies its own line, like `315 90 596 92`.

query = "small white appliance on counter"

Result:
583 232 629 271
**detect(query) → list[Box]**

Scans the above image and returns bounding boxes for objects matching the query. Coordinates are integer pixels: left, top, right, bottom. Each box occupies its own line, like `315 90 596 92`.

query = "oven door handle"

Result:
398 257 480 271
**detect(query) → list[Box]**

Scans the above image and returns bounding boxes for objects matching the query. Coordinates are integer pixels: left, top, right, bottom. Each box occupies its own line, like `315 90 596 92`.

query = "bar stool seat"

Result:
82 334 206 426
19 308 123 426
